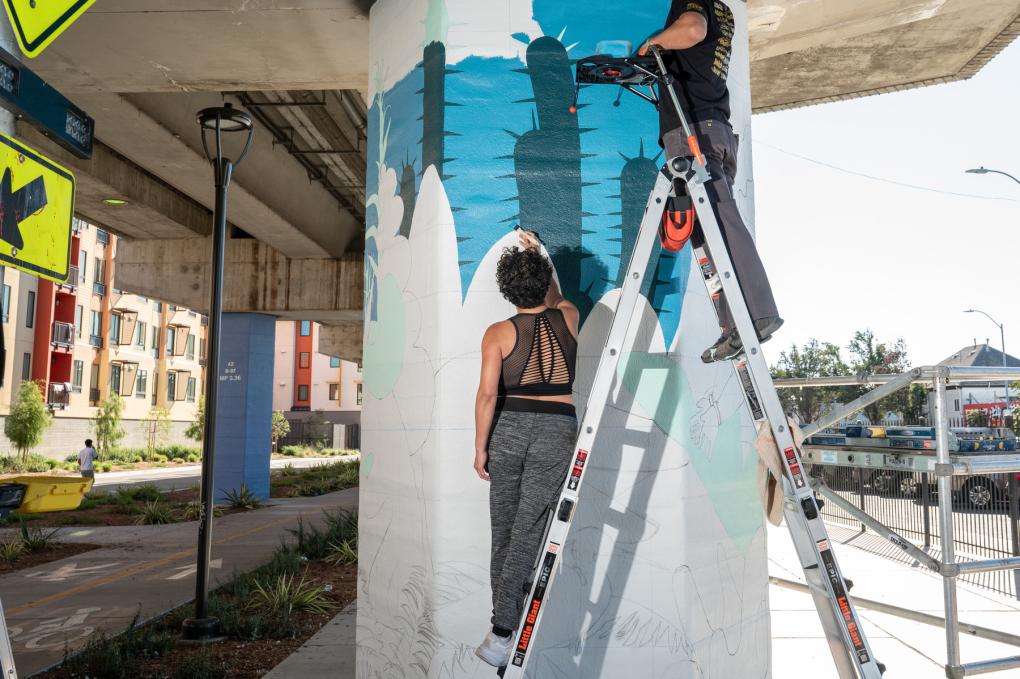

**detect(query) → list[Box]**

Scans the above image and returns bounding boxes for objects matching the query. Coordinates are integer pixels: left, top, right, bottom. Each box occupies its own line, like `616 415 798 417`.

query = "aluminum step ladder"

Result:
500 46 884 679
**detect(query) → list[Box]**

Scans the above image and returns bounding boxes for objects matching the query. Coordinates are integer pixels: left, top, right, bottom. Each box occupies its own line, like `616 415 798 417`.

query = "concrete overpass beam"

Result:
114 238 363 324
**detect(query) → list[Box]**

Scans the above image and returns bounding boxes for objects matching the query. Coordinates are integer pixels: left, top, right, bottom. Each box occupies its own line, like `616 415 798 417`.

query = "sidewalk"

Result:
92 456 347 492
2 487 357 677
266 523 1020 678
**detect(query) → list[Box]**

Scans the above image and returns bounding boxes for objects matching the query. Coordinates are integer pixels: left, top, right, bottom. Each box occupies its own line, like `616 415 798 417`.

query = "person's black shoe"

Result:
701 331 742 363
700 317 784 364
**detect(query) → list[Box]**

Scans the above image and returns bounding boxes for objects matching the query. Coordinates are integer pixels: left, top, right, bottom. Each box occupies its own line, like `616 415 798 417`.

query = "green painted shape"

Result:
424 0 449 45
360 450 375 479
617 352 762 554
363 274 406 399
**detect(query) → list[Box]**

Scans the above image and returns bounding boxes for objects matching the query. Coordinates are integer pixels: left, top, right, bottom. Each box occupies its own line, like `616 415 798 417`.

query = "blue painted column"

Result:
212 313 275 502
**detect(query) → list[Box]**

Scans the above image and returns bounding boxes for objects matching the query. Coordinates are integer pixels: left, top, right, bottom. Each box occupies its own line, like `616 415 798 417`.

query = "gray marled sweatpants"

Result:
488 408 577 631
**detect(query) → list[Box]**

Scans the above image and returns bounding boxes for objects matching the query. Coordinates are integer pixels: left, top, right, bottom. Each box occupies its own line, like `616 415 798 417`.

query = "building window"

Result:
25 290 34 328
153 301 162 312
356 383 363 406
300 320 311 336
96 228 109 245
955 399 960 412
166 327 175 355
152 373 158 406
167 371 177 401
297 384 309 402
329 383 340 401
1 284 9 323
72 360 84 393
79 249 87 282
151 325 160 356
110 363 122 395
186 377 197 402
21 352 30 381
299 352 311 369
110 313 122 345
186 334 195 360
135 321 146 348
136 370 148 398
90 310 103 346
93 256 105 283
75 304 84 338
330 356 340 369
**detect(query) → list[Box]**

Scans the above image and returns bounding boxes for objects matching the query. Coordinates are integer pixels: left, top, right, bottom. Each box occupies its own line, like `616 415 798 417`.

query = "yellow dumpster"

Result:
0 475 93 514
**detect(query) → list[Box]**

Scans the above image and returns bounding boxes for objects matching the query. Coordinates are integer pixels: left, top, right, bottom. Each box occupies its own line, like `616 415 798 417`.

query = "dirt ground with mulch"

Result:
36 560 359 679
2 487 251 529
0 541 102 575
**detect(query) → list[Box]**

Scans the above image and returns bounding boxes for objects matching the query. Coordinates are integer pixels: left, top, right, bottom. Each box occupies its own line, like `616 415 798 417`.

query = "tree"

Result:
92 393 126 454
4 380 52 461
271 410 290 451
901 384 930 424
186 397 205 442
140 406 172 460
846 330 911 423
967 409 990 428
771 339 849 423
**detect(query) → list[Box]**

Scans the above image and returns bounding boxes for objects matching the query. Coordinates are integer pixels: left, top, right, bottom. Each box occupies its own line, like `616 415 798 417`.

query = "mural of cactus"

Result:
398 159 417 239
506 36 600 319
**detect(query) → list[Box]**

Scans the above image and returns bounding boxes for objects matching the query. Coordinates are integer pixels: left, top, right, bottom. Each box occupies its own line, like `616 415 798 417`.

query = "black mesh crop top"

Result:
501 308 577 397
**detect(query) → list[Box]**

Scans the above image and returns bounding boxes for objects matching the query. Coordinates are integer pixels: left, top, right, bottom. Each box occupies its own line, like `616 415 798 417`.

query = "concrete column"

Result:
359 2 768 677
211 313 275 501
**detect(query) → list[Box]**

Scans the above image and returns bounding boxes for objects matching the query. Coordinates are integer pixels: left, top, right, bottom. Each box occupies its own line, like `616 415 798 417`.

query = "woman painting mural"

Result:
473 230 580 668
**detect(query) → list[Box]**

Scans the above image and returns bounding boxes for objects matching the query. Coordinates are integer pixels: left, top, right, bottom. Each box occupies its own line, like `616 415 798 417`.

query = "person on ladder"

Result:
472 230 580 668
640 0 784 363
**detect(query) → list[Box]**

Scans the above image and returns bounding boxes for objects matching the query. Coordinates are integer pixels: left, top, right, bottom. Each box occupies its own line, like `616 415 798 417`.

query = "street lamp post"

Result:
963 309 1011 429
182 102 254 642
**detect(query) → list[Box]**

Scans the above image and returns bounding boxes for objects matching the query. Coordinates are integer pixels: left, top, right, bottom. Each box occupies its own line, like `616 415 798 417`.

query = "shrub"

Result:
61 616 174 679
19 523 60 553
171 651 226 679
130 484 161 502
1 452 54 473
222 485 263 510
249 573 334 620
0 537 26 562
181 500 222 522
98 462 113 473
135 501 175 525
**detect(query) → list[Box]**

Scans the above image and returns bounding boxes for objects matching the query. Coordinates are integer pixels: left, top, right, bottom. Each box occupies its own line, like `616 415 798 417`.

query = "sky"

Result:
751 38 1020 369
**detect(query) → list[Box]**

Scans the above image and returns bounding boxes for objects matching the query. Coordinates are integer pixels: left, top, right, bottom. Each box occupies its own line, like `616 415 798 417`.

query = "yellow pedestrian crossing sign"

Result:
3 0 95 58
0 131 74 282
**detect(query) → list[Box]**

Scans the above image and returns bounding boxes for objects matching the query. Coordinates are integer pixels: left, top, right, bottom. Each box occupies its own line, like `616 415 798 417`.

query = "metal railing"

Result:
88 334 104 349
93 281 106 297
51 321 74 348
46 382 71 409
59 266 79 290
778 365 1020 677
96 229 109 245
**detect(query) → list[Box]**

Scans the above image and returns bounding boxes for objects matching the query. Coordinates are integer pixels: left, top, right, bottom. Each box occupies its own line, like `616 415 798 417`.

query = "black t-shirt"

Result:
658 0 734 135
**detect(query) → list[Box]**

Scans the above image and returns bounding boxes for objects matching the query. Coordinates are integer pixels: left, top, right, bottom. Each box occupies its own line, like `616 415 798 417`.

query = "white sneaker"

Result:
475 630 515 667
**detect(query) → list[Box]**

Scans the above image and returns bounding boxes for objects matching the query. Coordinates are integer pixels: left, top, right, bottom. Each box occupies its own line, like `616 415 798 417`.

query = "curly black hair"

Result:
496 247 553 309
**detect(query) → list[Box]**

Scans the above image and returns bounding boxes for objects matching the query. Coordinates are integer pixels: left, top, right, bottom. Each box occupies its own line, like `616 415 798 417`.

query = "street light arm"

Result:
965 308 1003 330
966 167 1020 187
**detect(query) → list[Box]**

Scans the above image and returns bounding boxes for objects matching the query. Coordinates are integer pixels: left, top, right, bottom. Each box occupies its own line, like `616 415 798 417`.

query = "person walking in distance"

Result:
78 438 98 480
641 0 783 362
473 230 579 668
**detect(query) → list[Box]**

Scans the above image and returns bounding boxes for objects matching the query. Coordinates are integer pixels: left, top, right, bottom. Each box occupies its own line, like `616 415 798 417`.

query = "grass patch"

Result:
271 460 360 499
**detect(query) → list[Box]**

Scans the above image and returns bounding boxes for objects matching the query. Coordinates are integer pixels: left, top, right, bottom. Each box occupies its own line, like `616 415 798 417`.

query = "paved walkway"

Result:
93 456 348 493
264 522 1020 679
3 487 357 677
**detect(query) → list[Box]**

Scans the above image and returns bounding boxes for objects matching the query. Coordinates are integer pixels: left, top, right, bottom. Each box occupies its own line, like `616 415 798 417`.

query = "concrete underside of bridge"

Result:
17 0 1019 359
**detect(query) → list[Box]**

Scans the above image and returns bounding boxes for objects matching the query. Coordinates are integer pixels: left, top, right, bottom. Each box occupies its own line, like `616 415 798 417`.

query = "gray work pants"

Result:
663 121 779 330
487 408 576 631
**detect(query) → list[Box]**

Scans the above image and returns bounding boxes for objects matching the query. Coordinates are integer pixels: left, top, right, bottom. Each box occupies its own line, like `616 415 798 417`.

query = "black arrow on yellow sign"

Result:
0 166 47 251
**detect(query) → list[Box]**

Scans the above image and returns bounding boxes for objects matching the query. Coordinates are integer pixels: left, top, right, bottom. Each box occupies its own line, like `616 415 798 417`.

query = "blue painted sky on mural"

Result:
367 0 691 346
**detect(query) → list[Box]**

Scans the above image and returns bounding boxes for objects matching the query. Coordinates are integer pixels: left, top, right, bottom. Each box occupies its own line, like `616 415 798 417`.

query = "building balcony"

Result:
93 281 107 297
97 229 109 245
57 266 79 292
89 388 100 406
88 334 104 349
47 382 71 410
51 321 74 349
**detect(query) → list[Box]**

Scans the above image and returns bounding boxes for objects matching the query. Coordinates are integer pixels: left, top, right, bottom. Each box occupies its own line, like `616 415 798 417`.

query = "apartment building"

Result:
0 219 207 458
273 320 362 447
